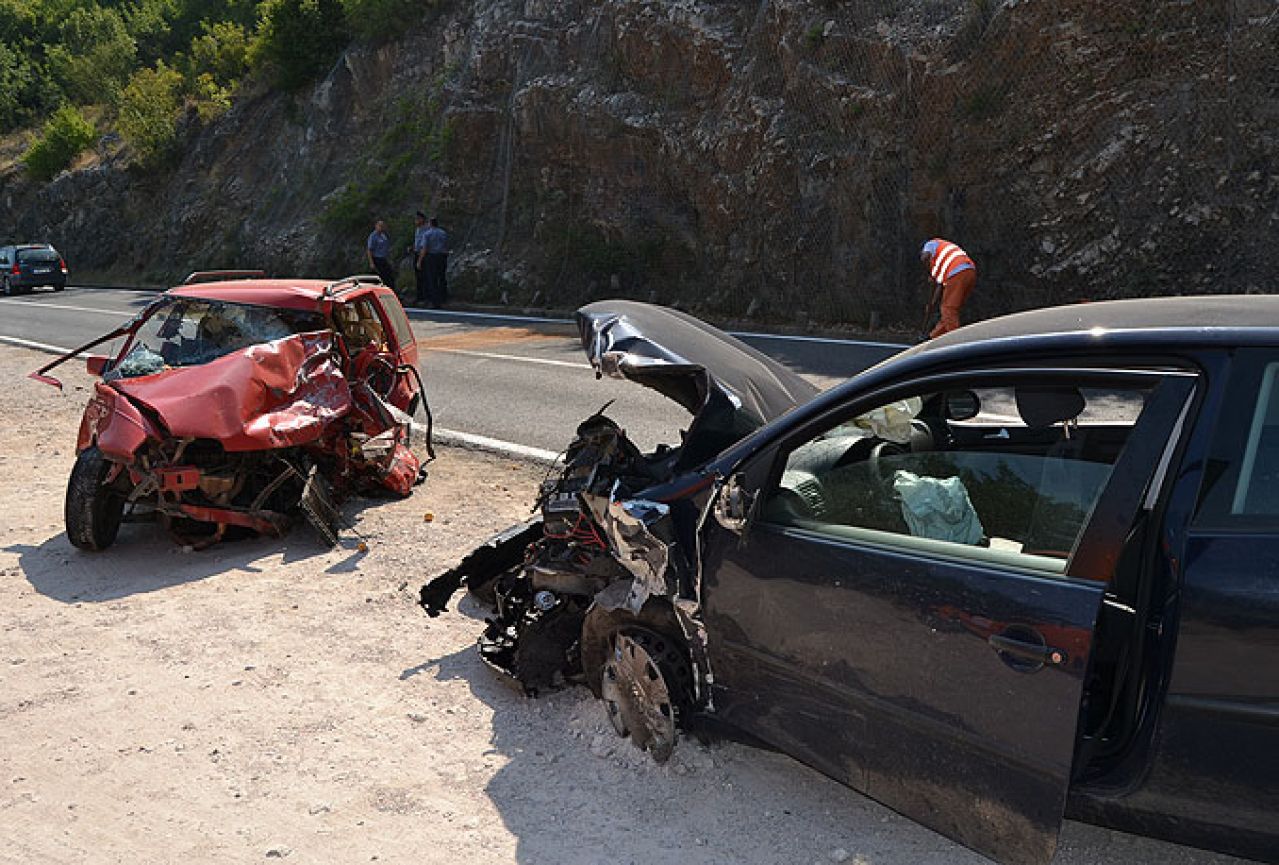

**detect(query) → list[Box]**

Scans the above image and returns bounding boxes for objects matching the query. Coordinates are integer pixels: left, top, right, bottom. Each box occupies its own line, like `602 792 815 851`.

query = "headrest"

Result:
1015 386 1085 429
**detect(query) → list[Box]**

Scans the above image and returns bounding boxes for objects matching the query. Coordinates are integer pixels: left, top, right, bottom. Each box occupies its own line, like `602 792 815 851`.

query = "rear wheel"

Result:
65 446 127 551
2 277 11 296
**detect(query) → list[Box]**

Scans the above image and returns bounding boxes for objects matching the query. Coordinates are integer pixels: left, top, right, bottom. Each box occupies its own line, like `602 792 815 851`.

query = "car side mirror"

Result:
714 473 754 533
946 390 981 421
85 354 111 377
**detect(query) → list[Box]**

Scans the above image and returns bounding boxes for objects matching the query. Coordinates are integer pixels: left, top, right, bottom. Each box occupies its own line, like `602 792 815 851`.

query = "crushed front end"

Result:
44 295 432 551
420 300 819 761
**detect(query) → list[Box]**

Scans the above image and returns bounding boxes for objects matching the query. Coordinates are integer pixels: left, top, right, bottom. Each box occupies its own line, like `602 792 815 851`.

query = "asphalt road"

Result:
0 287 905 455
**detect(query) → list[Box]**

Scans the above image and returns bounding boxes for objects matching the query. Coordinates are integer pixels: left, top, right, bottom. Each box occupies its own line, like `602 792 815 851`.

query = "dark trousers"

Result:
414 258 429 304
424 253 448 307
371 256 395 290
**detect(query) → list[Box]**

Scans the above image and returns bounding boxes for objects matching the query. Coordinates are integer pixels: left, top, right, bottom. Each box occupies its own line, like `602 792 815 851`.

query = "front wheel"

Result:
598 626 693 763
65 446 127 551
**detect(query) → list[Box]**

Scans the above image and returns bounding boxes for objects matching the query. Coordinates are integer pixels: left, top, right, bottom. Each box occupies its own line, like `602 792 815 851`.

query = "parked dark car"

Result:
423 298 1279 865
0 243 67 294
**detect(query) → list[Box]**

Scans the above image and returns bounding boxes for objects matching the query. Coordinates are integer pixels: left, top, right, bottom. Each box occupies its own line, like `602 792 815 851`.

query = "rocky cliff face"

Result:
3 0 1276 329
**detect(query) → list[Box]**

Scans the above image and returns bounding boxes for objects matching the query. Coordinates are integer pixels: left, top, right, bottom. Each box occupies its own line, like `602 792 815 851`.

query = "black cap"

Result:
415 210 426 219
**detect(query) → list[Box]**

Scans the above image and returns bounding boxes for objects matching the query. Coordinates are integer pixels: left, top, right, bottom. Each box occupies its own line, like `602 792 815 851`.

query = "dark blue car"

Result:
423 298 1279 865
0 243 68 294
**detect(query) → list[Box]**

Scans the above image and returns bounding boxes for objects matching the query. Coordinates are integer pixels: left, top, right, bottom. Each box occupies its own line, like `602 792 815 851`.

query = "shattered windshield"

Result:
110 298 326 379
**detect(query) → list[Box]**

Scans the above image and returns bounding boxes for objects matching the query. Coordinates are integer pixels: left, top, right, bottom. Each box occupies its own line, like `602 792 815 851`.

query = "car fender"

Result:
79 383 160 462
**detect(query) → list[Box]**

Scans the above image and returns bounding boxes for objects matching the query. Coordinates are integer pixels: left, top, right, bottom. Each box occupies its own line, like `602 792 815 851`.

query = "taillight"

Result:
9 263 17 275
59 258 67 274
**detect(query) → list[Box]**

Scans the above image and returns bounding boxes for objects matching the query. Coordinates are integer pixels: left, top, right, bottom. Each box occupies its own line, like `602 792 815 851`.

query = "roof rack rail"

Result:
183 269 267 285
322 274 384 297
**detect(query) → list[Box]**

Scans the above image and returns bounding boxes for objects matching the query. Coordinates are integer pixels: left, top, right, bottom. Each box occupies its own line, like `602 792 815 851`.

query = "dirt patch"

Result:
0 344 1245 864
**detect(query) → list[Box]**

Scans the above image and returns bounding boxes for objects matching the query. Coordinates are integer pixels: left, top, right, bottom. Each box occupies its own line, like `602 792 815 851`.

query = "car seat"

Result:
1016 386 1091 559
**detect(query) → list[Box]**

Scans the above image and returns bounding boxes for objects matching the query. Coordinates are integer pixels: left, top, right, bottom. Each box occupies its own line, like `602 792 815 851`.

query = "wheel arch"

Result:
580 583 691 701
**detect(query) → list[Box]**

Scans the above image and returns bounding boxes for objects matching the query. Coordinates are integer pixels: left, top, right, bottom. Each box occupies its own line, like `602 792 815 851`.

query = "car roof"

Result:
166 278 384 312
896 295 1279 366
713 295 1279 473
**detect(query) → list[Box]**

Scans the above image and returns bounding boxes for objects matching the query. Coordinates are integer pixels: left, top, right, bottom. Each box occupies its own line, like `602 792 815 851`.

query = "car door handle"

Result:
988 632 1068 670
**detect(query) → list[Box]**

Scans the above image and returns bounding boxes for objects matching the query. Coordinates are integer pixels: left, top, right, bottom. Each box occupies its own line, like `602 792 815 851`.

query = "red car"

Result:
31 271 431 550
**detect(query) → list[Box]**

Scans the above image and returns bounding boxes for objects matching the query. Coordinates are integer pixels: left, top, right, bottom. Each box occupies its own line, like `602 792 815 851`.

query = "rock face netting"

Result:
434 0 1276 328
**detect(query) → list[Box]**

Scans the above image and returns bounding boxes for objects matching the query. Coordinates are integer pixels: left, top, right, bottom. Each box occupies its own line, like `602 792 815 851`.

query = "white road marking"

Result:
408 307 908 349
2 334 562 464
0 297 136 317
0 334 89 355
430 428 562 463
426 347 591 370
407 308 566 325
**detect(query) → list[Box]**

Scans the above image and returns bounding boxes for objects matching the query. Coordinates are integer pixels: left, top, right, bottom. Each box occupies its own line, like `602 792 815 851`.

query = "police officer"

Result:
366 219 395 289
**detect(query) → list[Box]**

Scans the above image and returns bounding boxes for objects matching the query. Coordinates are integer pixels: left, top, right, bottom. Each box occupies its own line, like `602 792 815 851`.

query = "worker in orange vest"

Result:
920 238 976 338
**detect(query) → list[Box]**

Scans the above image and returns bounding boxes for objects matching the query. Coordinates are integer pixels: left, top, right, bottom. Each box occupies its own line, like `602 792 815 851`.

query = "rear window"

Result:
1196 355 1279 525
18 248 59 264
1226 361 1279 516
381 294 415 349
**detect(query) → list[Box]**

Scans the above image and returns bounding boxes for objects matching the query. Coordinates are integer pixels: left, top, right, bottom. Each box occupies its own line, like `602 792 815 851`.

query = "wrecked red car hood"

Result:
111 332 351 452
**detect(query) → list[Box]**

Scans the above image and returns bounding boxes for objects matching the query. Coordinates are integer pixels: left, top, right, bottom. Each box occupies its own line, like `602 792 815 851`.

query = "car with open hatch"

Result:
1 243 68 294
31 270 432 551
421 297 1278 865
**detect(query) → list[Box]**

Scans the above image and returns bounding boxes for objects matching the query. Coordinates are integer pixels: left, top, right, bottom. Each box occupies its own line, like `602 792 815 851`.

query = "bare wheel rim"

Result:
600 631 679 763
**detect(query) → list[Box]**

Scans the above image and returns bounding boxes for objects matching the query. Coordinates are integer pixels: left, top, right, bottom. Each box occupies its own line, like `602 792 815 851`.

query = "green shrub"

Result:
46 5 138 103
342 0 440 42
22 104 95 181
117 62 185 165
250 0 348 92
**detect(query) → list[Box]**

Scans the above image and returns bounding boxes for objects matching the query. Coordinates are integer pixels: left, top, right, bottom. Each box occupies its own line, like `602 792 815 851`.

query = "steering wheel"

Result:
868 440 907 488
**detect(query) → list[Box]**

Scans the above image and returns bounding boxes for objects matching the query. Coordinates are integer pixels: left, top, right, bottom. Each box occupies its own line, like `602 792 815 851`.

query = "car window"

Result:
109 298 326 378
1195 358 1279 522
763 381 1155 575
380 293 415 350
17 247 59 264
334 298 388 352
1228 361 1279 515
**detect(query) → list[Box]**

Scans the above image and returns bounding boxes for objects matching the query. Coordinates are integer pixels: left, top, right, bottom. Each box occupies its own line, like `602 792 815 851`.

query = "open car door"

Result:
698 367 1196 865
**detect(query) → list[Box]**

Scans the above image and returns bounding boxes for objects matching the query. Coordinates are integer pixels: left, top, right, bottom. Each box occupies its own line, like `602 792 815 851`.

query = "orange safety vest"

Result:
927 238 975 285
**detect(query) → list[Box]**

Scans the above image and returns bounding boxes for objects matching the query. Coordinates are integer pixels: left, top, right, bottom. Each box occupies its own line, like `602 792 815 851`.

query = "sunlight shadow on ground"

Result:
8 523 330 603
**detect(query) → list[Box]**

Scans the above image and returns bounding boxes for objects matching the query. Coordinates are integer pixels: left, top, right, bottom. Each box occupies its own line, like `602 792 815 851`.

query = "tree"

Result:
250 0 348 92
45 5 138 103
117 62 186 164
186 19 249 86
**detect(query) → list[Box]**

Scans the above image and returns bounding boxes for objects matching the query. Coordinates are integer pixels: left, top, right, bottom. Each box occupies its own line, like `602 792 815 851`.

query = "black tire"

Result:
597 626 694 763
2 277 11 296
65 446 127 551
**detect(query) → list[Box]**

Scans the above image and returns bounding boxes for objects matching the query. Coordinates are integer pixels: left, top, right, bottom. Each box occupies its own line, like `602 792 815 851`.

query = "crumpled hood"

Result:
577 301 819 459
111 332 352 452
